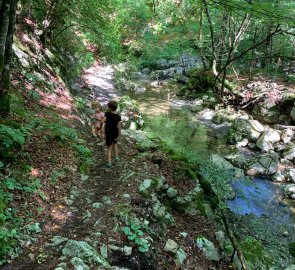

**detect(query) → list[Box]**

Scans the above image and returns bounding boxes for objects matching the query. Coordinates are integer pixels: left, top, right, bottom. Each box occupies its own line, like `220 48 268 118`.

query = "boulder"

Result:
256 129 281 152
252 101 280 124
228 118 265 144
246 152 279 176
285 265 295 270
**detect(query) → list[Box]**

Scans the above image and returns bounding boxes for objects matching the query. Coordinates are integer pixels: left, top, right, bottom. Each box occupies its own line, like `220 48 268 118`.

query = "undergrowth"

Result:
0 96 93 264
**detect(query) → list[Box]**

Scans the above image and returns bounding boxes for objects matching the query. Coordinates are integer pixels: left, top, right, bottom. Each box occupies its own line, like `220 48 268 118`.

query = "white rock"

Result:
164 239 179 254
286 169 295 183
281 129 295 144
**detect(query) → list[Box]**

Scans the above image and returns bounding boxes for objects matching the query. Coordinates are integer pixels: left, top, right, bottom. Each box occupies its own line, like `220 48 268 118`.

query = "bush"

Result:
0 125 27 159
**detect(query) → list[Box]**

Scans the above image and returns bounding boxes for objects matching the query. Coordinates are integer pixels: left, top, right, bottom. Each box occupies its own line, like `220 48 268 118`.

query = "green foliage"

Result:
122 222 150 252
0 124 27 159
0 227 17 265
48 124 78 142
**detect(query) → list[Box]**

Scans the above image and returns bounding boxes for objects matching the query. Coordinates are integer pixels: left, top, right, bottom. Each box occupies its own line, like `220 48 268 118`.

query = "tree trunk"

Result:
0 0 11 75
0 0 18 117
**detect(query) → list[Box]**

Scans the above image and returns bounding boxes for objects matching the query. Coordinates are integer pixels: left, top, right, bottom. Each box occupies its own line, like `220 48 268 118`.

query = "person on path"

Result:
104 100 121 167
91 101 105 142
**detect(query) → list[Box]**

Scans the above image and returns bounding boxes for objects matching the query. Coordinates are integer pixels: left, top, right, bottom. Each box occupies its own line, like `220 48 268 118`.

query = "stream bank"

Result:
117 60 295 269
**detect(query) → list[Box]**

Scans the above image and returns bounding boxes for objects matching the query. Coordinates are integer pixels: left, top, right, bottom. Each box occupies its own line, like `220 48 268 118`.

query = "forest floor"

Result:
1 63 230 270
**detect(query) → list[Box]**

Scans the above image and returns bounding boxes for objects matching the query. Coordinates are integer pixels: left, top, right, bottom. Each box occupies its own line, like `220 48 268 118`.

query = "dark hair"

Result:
108 100 118 111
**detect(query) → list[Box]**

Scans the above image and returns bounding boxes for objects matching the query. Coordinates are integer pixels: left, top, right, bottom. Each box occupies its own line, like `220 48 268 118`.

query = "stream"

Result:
130 79 295 269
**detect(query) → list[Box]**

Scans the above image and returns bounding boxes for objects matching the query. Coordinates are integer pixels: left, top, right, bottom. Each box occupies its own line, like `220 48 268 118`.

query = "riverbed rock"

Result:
285 265 295 270
228 118 265 144
246 152 279 176
256 129 281 152
281 129 295 144
271 171 285 182
282 144 295 161
286 169 295 183
284 184 295 199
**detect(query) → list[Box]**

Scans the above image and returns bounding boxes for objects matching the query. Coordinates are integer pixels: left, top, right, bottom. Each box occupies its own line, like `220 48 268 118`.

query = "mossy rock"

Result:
289 242 295 258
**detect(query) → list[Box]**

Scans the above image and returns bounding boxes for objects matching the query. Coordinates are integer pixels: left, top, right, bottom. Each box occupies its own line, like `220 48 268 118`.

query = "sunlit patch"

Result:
31 168 41 177
51 205 72 223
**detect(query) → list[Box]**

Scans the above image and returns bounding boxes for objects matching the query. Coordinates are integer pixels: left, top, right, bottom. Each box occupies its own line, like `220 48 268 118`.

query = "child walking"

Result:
91 101 105 142
104 100 121 167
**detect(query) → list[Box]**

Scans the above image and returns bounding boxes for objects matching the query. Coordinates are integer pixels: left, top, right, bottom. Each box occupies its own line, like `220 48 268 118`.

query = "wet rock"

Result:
164 239 179 253
271 171 285 182
195 236 220 261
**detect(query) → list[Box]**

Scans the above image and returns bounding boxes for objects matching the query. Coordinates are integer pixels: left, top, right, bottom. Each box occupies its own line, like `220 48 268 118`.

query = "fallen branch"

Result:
241 93 267 109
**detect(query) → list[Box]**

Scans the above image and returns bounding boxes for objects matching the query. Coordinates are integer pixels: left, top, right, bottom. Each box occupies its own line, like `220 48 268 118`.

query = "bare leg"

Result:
114 143 119 159
107 145 113 164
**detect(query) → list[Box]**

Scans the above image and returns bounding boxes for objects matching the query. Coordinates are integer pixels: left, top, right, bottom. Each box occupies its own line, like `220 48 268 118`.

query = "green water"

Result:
130 81 232 162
